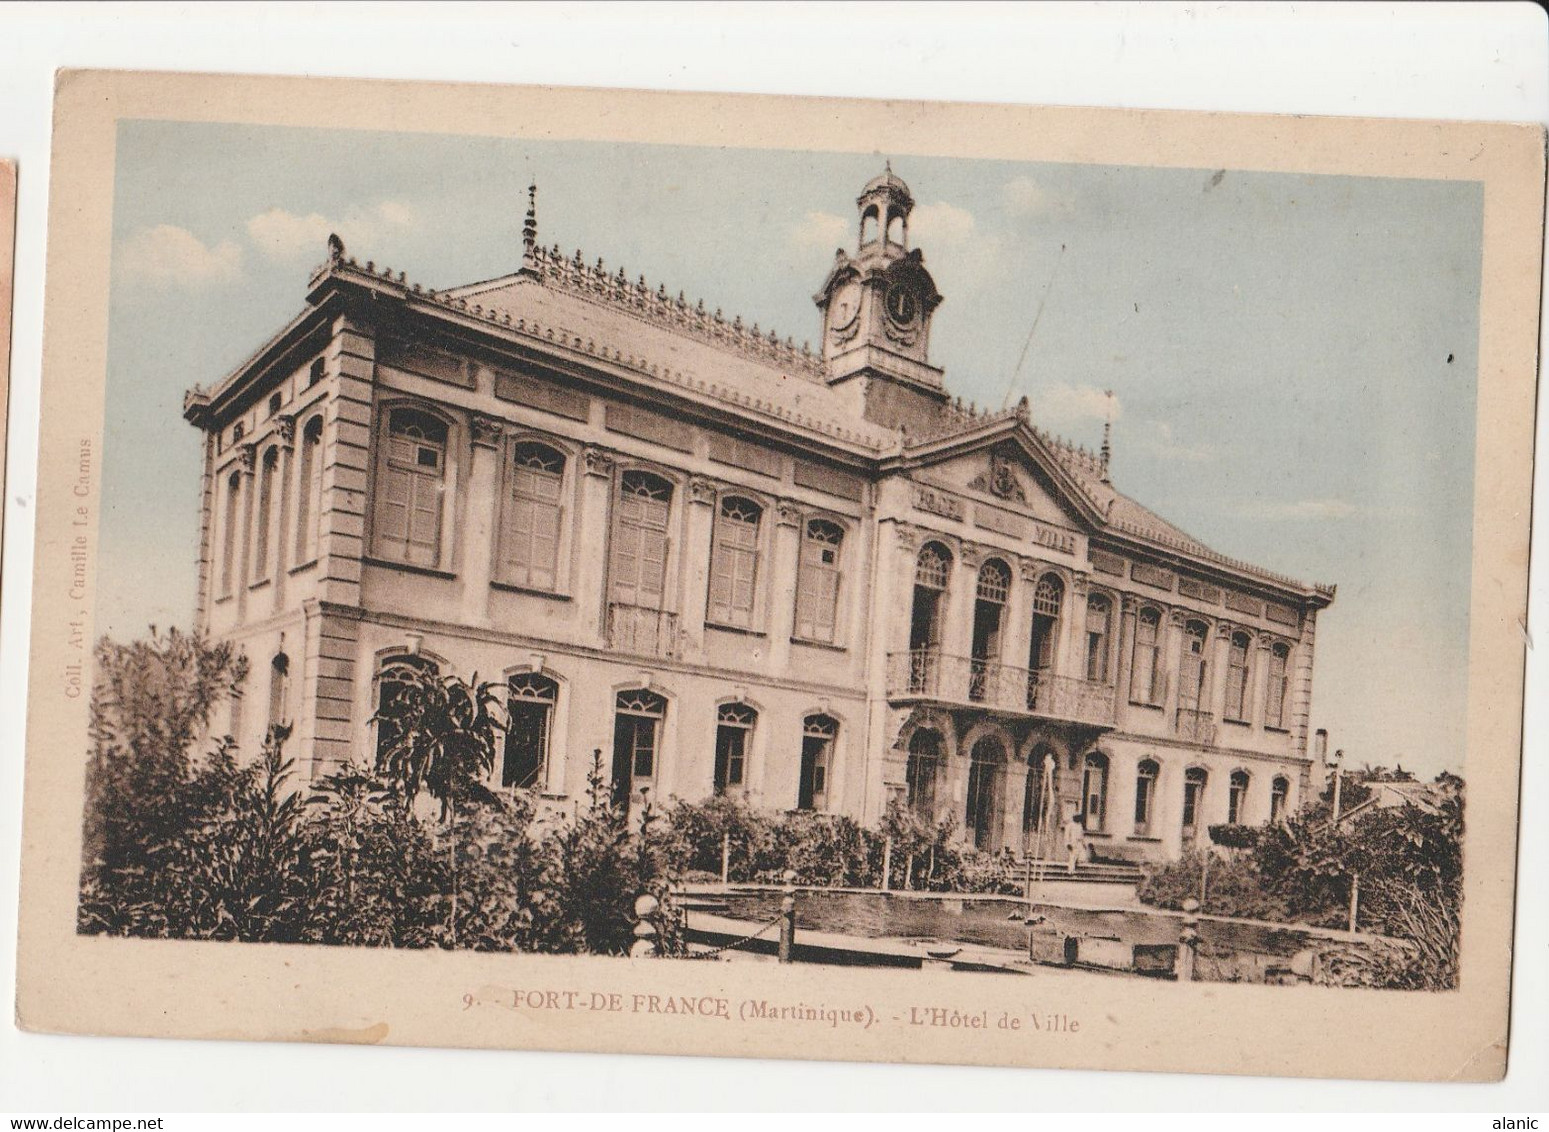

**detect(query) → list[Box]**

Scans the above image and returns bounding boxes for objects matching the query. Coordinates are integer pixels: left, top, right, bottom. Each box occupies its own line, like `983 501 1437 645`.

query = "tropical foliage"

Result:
78 630 682 955
1138 774 1465 990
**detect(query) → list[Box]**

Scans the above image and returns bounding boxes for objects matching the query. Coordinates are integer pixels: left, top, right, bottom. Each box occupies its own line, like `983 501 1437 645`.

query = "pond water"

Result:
709 890 1311 958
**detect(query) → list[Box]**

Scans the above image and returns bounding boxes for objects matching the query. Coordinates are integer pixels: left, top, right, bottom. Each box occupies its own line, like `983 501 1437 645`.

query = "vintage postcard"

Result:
14 71 1543 1082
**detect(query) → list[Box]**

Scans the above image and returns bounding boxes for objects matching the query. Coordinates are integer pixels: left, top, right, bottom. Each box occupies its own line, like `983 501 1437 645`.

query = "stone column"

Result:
235 443 257 623
459 414 503 627
1290 610 1318 760
944 540 982 669
1114 594 1139 726
1005 558 1036 680
680 475 718 658
578 446 616 643
767 500 803 672
1061 572 1090 683
1162 608 1186 722
270 414 297 617
1253 632 1276 737
1209 620 1235 724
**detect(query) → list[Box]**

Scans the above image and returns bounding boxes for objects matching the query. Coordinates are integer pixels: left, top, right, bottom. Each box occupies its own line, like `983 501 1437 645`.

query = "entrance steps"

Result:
1014 858 1145 886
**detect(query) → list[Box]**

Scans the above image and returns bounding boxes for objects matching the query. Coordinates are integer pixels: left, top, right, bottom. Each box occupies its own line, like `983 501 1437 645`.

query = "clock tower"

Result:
814 165 947 432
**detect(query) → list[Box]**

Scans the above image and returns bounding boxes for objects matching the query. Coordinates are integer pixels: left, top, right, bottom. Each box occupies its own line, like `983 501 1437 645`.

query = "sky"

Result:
99 120 1484 779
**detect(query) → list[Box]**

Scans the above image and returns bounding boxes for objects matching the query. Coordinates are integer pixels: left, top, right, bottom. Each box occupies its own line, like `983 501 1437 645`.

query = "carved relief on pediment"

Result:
967 451 1028 503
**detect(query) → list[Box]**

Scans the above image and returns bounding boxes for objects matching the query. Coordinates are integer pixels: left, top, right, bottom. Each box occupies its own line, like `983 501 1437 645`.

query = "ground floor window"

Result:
713 702 756 794
798 714 837 811
1182 766 1208 839
1270 775 1290 823
1133 758 1159 837
965 738 1005 851
612 689 666 806
1081 752 1110 833
503 673 557 788
375 654 441 764
905 730 942 819
1228 769 1251 824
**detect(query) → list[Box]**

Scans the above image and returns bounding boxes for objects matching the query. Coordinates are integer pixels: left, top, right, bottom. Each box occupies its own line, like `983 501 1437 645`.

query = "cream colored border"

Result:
15 70 1543 1082
0 160 14 584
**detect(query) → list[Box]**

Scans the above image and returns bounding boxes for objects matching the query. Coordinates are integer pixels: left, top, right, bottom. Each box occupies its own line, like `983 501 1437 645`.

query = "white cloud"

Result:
1237 497 1358 521
1136 419 1217 464
910 201 977 247
788 209 851 253
246 200 417 261
1034 382 1121 432
115 224 242 287
1002 175 1076 219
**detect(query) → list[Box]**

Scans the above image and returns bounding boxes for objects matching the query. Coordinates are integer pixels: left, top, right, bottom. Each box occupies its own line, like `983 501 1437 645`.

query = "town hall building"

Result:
183 167 1336 863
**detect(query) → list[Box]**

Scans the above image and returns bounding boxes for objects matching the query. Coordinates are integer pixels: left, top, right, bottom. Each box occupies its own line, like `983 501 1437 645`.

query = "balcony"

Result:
886 649 1116 728
607 603 680 659
1175 707 1218 746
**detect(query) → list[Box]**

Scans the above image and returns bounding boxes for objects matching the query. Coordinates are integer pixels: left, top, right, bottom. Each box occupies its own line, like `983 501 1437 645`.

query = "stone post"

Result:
778 869 798 964
1178 896 1200 982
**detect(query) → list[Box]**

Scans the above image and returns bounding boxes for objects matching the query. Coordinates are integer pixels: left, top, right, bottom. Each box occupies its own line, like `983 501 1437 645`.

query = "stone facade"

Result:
183 171 1335 863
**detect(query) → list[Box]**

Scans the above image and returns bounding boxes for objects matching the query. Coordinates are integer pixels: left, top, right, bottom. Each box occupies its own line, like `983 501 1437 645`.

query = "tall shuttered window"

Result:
374 408 447 567
1265 642 1290 728
294 416 323 564
611 472 672 609
794 519 844 643
501 442 566 591
1224 632 1252 721
707 496 762 628
1130 607 1163 704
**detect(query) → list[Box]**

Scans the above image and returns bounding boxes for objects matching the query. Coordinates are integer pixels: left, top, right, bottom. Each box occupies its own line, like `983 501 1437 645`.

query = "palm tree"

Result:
371 662 508 946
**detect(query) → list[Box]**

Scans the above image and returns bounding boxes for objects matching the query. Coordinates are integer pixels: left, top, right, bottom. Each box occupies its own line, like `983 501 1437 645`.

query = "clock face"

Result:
886 283 918 326
830 281 862 330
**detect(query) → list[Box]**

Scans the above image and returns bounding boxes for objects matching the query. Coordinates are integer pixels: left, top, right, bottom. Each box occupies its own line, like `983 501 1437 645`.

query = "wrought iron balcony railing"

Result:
886 648 1116 728
606 603 680 659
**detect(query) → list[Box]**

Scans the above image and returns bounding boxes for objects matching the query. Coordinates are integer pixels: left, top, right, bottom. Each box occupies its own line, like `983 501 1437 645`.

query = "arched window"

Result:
1228 769 1251 824
1270 775 1291 823
860 206 879 246
885 211 905 246
708 496 762 628
1225 631 1252 721
220 470 242 598
252 446 279 581
374 407 448 567
1081 752 1110 833
966 737 1005 851
905 729 941 818
1027 574 1066 710
375 654 441 763
501 441 566 591
611 688 667 806
266 651 290 736
1179 620 1210 711
908 543 952 693
795 519 844 644
503 673 558 788
1182 766 1209 839
1134 758 1160 837
1130 607 1163 705
611 471 673 610
799 714 838 811
1085 594 1113 683
714 702 757 794
294 416 324 565
1265 642 1291 728
969 560 1011 702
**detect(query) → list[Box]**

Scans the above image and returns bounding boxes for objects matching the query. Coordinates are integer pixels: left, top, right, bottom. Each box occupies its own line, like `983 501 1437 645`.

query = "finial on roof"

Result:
1100 389 1115 483
327 232 345 261
522 184 537 263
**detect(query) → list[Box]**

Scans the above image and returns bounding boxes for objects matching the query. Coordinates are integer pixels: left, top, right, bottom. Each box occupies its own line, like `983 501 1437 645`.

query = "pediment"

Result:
918 439 1091 530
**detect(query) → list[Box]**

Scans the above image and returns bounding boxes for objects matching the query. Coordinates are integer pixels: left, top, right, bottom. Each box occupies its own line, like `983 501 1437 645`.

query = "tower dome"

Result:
857 162 914 251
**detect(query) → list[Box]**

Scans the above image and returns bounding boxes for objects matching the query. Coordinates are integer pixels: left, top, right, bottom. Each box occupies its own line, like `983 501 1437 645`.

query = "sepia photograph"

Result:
12 67 1542 1087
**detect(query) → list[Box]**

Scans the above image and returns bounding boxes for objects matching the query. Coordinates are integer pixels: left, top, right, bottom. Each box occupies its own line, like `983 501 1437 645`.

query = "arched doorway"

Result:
965 736 1007 851
905 729 942 820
